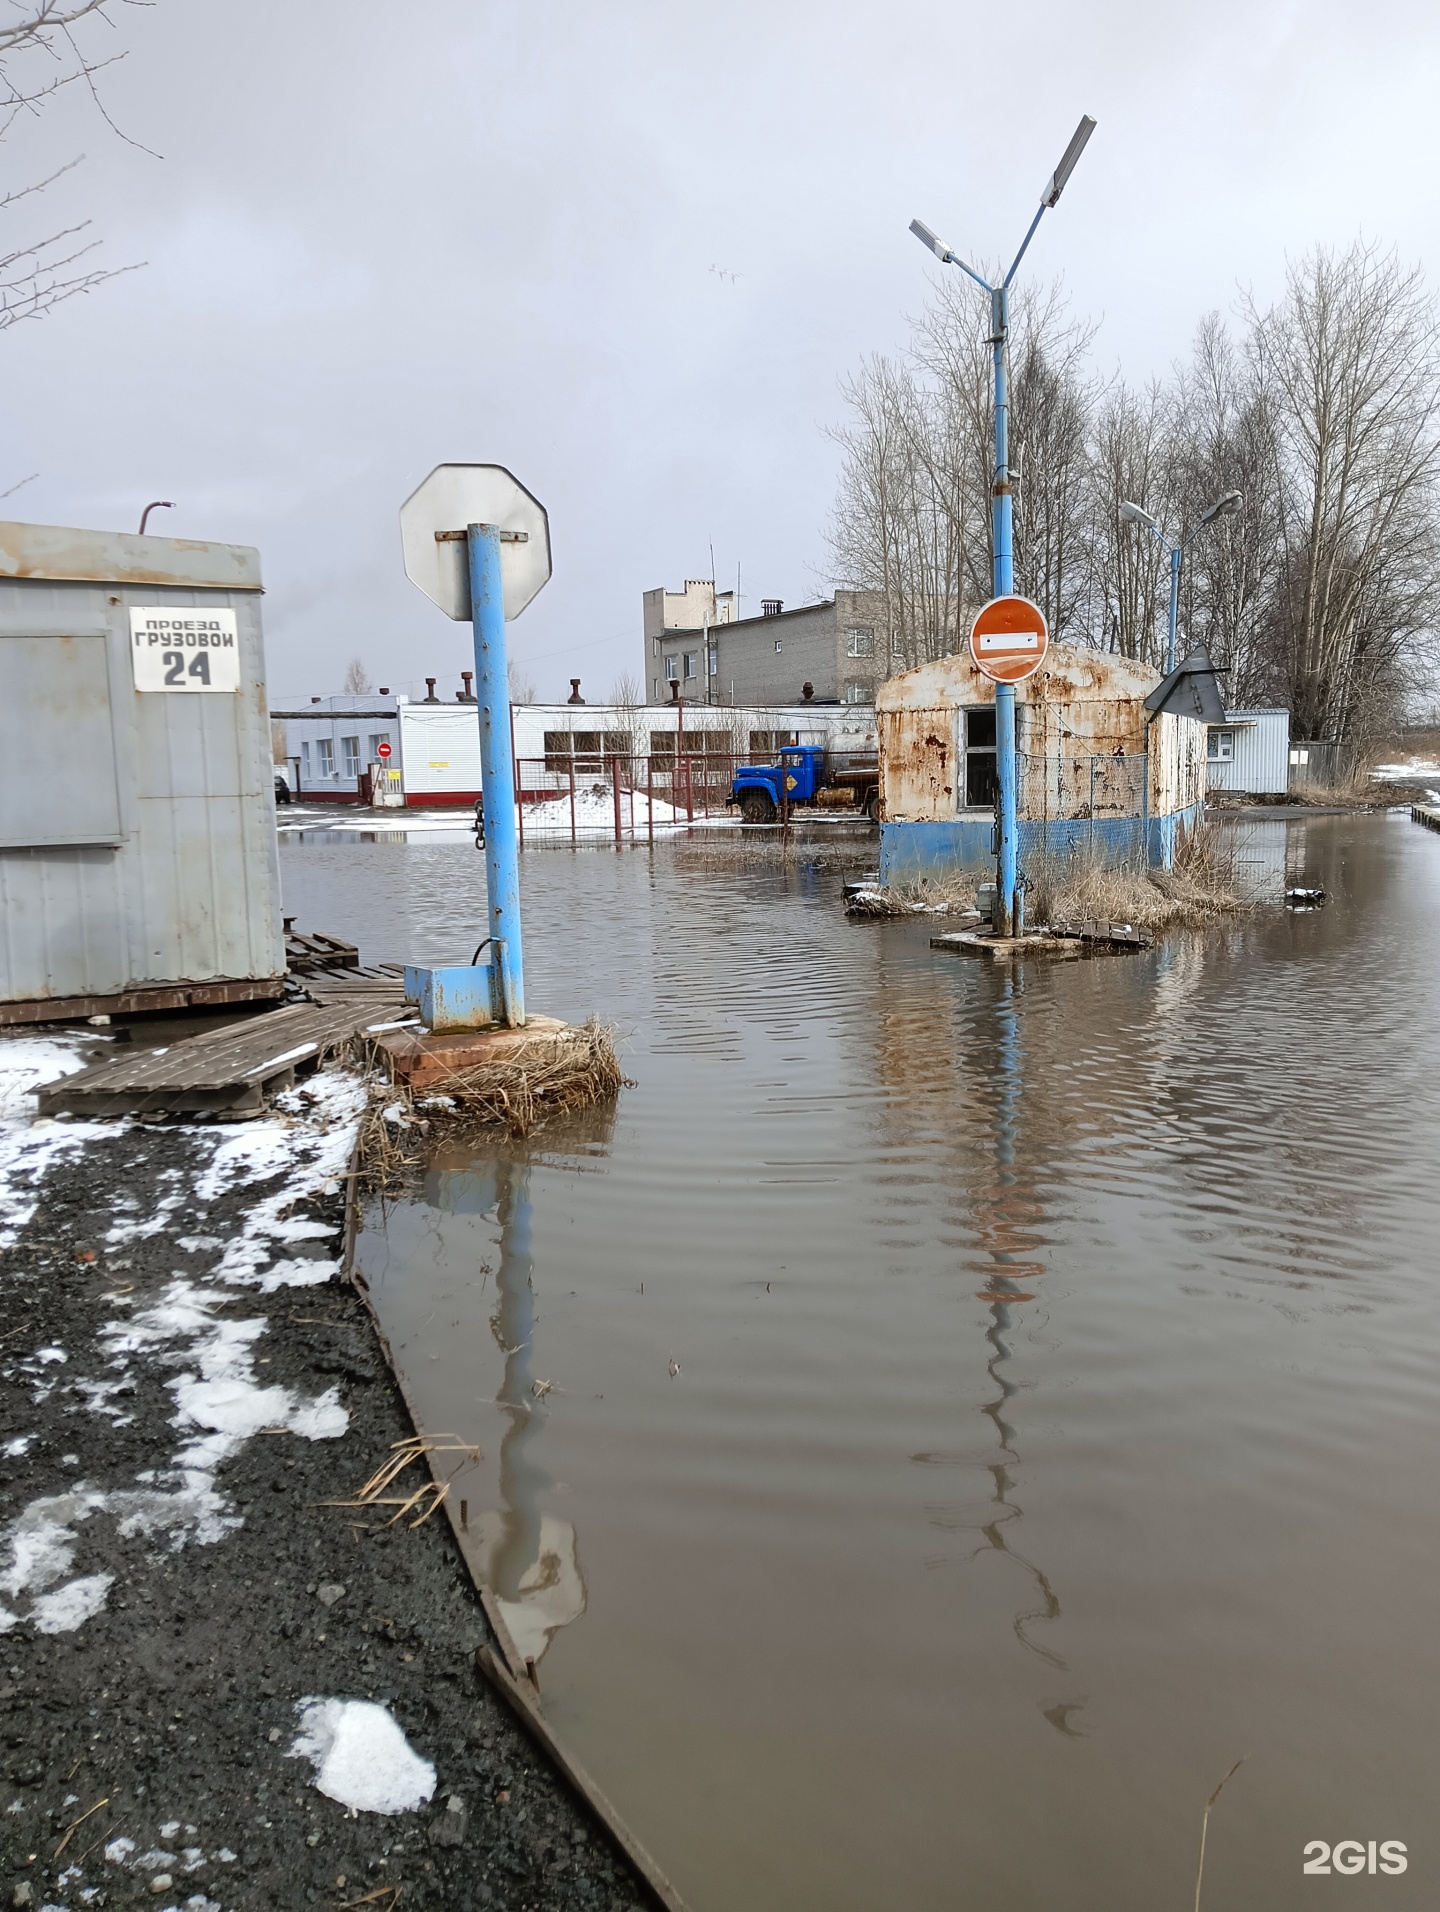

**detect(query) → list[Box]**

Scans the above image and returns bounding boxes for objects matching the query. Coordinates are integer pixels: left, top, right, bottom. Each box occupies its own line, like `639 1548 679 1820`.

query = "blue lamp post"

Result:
911 114 1096 938
1119 492 1243 674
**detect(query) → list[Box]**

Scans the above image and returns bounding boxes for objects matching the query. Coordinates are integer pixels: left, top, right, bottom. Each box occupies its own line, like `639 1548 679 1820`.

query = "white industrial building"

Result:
1205 710 1290 797
276 685 876 806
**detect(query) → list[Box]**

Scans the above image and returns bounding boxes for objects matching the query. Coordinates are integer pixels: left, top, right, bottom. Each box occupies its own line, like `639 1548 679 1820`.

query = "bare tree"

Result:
1080 381 1173 663
1246 242 1440 743
1 1 148 334
609 669 642 706
828 276 1099 668
342 656 372 695
1165 313 1284 700
507 658 537 705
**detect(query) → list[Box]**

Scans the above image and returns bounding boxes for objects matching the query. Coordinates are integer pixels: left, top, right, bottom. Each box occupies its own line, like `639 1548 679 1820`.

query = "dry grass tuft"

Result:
846 869 981 918
321 1433 481 1530
356 1018 629 1191
1029 825 1247 934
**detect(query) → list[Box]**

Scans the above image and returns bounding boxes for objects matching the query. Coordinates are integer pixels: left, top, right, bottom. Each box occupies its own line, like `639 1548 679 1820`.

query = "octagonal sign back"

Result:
400 463 552 622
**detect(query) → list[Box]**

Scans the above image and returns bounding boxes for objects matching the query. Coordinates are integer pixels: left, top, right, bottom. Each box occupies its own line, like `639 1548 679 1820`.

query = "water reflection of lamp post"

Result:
1119 492 1243 675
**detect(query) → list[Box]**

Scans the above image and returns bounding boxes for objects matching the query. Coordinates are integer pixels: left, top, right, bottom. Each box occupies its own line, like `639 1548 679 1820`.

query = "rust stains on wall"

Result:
876 642 1206 825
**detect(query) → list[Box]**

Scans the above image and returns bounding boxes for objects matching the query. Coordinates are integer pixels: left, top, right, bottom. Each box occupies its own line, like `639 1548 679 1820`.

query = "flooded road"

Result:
283 815 1440 1910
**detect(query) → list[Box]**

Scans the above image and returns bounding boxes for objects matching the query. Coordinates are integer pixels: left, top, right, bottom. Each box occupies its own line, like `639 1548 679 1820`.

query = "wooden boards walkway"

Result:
38 999 403 1118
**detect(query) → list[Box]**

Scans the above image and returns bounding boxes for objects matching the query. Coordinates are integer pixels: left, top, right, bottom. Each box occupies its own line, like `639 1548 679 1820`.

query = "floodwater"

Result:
281 814 1440 1911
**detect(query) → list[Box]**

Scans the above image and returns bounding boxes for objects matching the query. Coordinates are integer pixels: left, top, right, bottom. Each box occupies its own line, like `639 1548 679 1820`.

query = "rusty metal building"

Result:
0 520 285 1023
876 642 1208 883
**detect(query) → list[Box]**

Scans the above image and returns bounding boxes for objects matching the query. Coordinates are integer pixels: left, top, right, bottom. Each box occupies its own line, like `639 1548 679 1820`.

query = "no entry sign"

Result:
970 595 1048 684
376 741 392 760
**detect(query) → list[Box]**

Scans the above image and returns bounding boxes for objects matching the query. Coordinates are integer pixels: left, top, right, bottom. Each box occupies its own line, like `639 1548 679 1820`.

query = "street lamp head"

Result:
910 218 953 262
1199 489 1243 525
1040 114 1097 209
1119 500 1158 532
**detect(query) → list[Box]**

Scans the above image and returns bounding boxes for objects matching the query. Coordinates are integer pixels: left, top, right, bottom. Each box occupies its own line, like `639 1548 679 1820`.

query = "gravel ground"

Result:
0 1060 649 1912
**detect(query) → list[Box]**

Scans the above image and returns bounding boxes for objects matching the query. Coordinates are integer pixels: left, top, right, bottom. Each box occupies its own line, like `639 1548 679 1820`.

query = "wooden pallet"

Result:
37 1001 385 1118
300 962 410 1013
284 928 361 974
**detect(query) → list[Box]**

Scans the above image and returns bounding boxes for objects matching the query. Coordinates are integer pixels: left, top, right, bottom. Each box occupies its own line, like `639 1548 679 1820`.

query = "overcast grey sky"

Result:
6 0 1439 705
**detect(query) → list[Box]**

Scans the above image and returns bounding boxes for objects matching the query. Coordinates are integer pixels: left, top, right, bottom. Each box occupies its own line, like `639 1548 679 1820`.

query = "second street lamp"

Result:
1119 491 1242 675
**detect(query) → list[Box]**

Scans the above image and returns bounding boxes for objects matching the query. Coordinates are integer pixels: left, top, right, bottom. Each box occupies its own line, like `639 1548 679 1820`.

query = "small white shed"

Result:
0 520 285 1024
1205 709 1290 797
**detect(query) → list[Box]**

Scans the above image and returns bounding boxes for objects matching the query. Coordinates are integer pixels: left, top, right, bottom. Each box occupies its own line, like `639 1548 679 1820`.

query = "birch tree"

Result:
1247 242 1440 743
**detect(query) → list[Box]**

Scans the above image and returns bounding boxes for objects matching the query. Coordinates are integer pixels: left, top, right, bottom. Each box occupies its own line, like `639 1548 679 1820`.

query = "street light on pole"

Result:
1119 491 1242 675
910 113 1096 940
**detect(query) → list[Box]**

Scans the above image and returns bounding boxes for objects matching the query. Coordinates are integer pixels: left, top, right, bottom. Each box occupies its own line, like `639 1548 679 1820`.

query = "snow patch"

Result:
289 1698 437 1814
30 1572 114 1633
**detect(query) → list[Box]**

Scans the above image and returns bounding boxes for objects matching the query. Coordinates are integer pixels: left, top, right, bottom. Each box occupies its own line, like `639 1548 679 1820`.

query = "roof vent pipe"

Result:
568 677 585 704
761 598 783 617
460 670 475 701
424 677 440 703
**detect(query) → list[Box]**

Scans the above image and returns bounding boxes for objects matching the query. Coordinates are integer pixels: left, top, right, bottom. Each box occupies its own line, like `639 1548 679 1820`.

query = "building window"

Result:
962 707 997 808
846 627 873 658
316 738 335 779
368 732 388 762
301 741 311 780
665 656 680 682
545 730 630 773
653 677 661 700
708 645 718 676
1207 729 1234 762
682 652 697 680
846 682 872 705
652 636 660 657
773 639 783 653
341 736 360 779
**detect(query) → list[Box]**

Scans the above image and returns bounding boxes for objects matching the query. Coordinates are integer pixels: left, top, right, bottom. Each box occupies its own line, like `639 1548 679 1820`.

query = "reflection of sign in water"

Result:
469 1511 586 1664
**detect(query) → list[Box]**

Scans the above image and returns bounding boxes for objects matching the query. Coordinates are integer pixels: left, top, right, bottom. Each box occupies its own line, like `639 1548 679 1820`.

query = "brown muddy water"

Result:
280 813 1440 1911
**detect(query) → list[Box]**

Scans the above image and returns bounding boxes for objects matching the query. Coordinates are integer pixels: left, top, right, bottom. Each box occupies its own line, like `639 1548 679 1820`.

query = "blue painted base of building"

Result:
878 807 1203 885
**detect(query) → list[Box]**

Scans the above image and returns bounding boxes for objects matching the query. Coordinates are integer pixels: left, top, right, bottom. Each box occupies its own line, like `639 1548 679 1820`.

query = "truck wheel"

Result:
863 789 879 821
739 789 777 824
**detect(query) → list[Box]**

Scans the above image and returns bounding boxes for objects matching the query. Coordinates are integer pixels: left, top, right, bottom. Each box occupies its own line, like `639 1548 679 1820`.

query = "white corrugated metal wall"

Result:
0 524 283 1007
1206 710 1290 795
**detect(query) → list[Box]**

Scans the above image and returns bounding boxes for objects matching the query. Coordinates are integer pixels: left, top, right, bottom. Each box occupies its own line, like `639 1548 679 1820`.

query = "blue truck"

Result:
727 743 880 824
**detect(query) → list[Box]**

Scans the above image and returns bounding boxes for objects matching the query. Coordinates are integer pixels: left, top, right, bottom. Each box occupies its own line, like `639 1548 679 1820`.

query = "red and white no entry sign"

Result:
970 595 1048 684
376 741 393 761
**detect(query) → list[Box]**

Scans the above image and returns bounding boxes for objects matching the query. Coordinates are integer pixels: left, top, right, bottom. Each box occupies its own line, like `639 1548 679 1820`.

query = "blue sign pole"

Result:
990 285 1019 938
468 522 525 1026
909 115 1095 944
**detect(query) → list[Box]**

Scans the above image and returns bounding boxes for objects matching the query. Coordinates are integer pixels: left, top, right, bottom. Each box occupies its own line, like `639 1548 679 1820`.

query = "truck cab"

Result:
728 743 880 824
729 745 824 822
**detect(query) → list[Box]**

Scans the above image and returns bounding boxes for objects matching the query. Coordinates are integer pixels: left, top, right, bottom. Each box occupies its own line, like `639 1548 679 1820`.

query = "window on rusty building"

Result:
962 707 998 808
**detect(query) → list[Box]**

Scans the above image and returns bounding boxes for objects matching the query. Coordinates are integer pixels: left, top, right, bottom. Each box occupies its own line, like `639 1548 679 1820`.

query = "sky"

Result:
5 0 1440 706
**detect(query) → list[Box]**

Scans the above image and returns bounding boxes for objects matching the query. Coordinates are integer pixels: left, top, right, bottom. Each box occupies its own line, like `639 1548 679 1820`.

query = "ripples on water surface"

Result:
283 815 1440 1911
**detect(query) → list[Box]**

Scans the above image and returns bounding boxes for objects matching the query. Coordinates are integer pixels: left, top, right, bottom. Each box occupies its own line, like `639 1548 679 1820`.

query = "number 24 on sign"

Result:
1303 1840 1406 1875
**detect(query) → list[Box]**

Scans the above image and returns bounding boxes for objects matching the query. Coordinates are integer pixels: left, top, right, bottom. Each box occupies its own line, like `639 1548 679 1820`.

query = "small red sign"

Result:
376 741 393 760
969 595 1048 684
